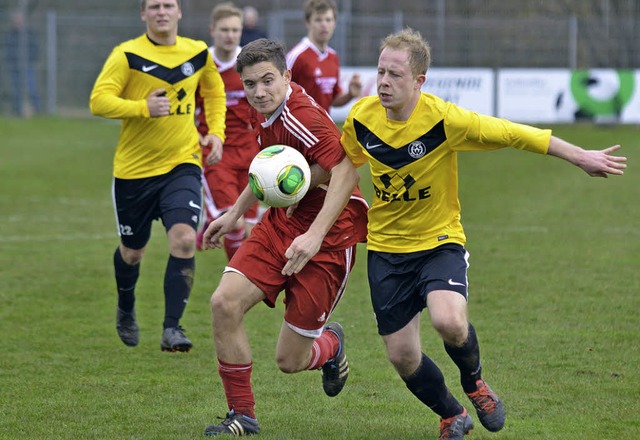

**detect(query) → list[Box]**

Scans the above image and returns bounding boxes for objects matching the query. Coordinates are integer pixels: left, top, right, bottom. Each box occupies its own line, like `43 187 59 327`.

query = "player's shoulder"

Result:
176 35 208 52
284 85 339 131
349 95 383 117
115 34 148 52
286 39 312 62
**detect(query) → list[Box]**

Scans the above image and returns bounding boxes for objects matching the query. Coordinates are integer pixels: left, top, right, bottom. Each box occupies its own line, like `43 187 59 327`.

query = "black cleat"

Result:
116 307 139 347
204 410 260 436
160 325 192 352
321 322 349 397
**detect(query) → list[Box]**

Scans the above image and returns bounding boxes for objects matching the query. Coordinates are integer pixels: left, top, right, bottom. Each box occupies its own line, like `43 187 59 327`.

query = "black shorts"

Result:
368 243 470 336
112 163 202 250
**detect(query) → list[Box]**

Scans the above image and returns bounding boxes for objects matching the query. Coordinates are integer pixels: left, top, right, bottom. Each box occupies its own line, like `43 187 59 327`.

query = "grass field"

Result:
1 116 638 439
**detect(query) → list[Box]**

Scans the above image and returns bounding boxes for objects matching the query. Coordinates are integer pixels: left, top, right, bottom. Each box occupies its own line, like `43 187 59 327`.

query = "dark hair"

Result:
236 38 287 74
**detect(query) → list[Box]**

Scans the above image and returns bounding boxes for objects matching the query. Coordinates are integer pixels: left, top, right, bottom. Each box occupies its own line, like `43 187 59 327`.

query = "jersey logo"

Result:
353 118 446 169
365 141 383 150
126 49 209 84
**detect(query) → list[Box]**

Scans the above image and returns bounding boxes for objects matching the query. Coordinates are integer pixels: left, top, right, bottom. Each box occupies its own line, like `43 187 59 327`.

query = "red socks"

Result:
305 329 340 370
218 359 256 419
223 226 246 260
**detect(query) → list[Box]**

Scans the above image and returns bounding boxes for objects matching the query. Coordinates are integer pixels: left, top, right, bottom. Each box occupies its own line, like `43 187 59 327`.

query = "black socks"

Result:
163 255 195 329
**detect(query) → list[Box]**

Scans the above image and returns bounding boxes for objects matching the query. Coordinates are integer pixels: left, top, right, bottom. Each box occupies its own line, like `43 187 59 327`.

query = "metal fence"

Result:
1 5 639 116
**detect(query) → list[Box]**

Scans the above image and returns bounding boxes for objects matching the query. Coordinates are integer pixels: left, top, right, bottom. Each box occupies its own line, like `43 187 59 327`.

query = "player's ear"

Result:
283 69 292 84
415 73 426 89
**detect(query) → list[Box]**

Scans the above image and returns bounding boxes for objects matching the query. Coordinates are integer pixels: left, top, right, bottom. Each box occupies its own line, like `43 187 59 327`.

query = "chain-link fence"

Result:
1 2 640 116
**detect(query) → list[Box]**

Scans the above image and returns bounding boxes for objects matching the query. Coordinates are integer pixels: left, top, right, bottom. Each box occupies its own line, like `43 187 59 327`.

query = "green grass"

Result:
1 117 638 439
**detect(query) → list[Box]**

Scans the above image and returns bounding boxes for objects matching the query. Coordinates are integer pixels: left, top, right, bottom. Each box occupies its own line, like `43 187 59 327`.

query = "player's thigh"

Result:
212 270 266 316
284 245 356 337
159 164 202 232
112 176 157 250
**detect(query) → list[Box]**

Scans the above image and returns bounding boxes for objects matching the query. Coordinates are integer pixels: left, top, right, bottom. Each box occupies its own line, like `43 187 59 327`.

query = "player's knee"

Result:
210 288 240 320
120 246 144 265
431 315 468 345
168 224 197 256
275 355 303 374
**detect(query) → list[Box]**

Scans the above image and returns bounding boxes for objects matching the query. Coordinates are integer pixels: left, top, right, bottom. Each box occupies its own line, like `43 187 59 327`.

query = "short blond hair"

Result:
140 0 182 11
210 2 243 28
380 28 431 76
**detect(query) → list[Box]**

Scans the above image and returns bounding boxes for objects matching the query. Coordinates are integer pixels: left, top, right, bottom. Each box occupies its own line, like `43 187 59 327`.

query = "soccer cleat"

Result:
321 322 349 397
204 410 260 436
116 307 139 347
439 408 474 440
160 325 192 352
465 379 505 432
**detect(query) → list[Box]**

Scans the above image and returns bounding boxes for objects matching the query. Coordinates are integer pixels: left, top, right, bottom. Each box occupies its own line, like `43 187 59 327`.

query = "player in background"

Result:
340 28 627 439
195 2 260 260
286 0 361 113
89 0 226 352
200 38 368 436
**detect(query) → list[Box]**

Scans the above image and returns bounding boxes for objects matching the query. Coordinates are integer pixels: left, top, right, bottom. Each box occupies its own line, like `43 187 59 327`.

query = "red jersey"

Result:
286 37 342 112
196 46 259 169
251 82 368 250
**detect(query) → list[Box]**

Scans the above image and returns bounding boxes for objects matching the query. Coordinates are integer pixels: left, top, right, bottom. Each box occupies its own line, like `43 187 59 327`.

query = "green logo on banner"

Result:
570 70 635 117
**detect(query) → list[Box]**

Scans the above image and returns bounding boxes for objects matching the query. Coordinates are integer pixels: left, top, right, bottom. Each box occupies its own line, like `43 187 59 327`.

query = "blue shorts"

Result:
112 164 202 250
368 243 470 336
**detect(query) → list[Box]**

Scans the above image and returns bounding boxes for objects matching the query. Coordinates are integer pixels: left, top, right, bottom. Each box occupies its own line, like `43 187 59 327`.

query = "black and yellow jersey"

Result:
341 93 551 253
90 34 226 179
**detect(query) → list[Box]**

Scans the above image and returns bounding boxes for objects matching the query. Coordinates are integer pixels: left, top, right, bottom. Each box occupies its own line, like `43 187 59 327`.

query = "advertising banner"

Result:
498 69 640 123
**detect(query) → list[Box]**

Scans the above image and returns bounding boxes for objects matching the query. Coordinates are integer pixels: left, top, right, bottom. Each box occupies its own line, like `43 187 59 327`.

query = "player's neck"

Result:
214 47 235 63
308 36 328 52
386 93 420 122
147 30 178 46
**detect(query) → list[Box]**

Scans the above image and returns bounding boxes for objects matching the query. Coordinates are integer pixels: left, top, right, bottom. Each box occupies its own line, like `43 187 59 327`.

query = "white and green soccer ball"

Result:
248 145 311 208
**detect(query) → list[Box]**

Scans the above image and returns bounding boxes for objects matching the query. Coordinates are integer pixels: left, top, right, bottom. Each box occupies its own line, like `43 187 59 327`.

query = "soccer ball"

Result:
248 145 311 208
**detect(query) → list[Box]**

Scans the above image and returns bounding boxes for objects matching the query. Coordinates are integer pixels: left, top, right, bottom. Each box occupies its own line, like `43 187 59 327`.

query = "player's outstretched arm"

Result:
547 136 627 178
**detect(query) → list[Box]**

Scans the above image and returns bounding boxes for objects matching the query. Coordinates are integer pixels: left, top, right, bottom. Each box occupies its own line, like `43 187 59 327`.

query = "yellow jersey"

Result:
90 34 226 179
341 93 551 253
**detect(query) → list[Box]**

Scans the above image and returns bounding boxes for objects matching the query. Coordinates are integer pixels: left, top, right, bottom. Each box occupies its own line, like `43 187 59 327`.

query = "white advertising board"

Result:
498 68 640 123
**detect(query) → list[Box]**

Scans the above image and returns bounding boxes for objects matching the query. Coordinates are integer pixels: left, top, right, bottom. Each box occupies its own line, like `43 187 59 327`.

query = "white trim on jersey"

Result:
281 105 320 148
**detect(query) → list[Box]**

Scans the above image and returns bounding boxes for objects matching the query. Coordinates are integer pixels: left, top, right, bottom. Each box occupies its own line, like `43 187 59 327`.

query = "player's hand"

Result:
580 145 627 178
348 73 362 99
282 231 322 276
204 134 223 165
202 213 234 250
147 89 170 117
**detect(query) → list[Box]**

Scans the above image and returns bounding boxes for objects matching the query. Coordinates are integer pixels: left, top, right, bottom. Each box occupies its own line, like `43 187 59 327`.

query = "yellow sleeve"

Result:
89 46 150 119
200 54 226 143
445 102 551 155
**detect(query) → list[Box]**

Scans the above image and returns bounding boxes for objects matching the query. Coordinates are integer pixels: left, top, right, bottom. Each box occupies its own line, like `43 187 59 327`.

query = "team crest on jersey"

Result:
181 62 195 76
407 141 427 159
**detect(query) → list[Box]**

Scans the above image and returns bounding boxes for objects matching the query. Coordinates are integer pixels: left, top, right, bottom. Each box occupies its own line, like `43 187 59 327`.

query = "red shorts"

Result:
226 220 357 337
202 165 259 223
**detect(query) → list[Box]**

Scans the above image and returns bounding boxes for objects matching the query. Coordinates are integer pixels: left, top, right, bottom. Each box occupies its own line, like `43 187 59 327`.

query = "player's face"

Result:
377 47 424 120
306 10 336 47
211 15 242 56
142 0 181 39
241 61 291 118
